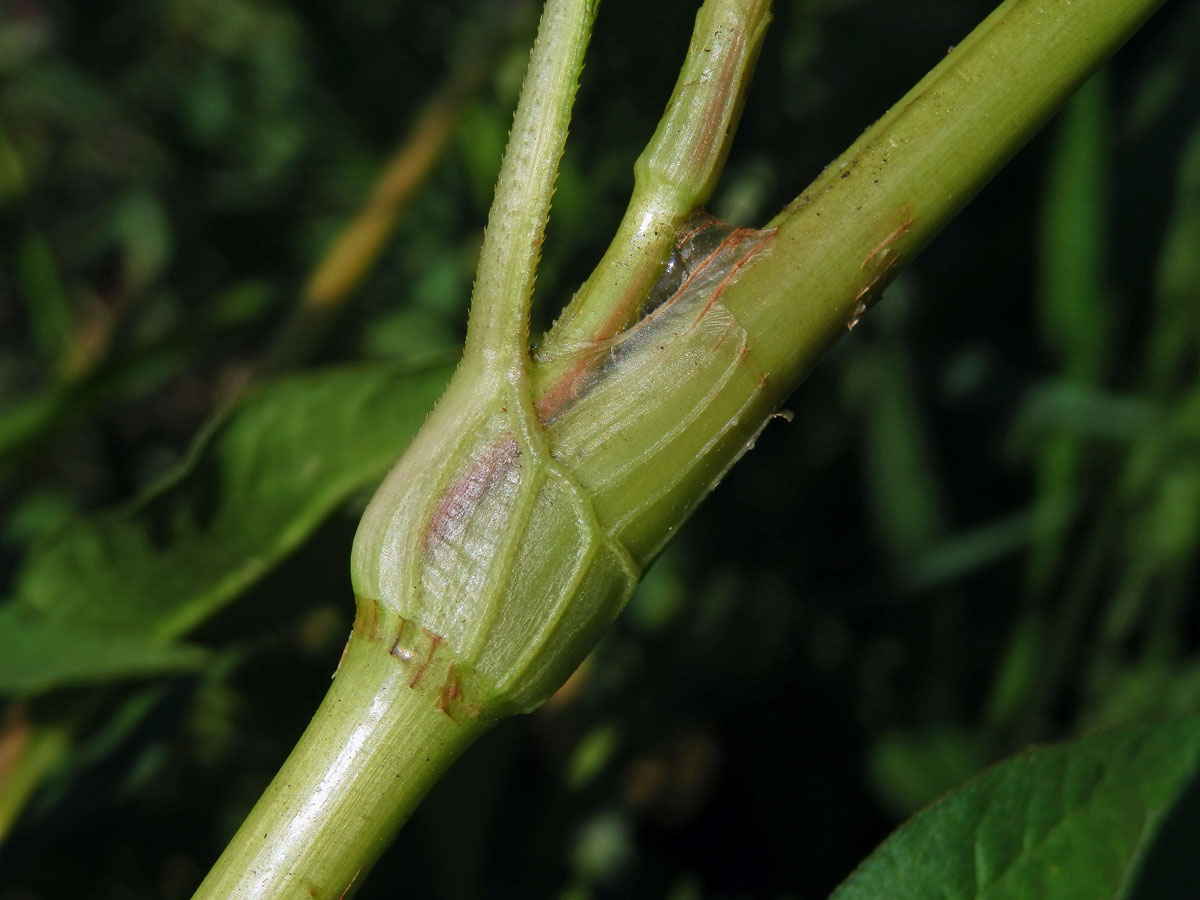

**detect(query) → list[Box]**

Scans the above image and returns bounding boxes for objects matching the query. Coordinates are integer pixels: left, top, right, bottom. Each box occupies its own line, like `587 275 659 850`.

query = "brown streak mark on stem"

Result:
862 216 914 269
693 229 776 324
436 664 464 719
409 629 444 689
847 254 901 330
535 340 613 423
353 600 381 644
336 867 362 900
847 212 913 330
857 253 900 302
687 29 746 176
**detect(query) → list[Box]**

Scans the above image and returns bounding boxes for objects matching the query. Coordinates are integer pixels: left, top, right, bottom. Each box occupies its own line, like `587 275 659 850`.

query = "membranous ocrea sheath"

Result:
545 211 777 556
538 211 777 421
637 212 774 319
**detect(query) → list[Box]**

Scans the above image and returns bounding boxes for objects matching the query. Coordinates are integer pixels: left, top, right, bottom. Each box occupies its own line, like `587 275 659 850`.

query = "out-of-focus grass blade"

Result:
1103 386 1200 649
901 507 1062 593
1012 380 1159 442
1091 124 1200 667
1125 3 1199 139
851 278 949 570
1037 72 1112 381
14 229 74 377
0 119 27 202
1026 72 1113 596
1145 123 1200 390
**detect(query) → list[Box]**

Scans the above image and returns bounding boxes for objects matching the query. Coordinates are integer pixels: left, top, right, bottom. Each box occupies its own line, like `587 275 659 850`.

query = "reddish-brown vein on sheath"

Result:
423 436 520 551
691 228 776 324
408 628 444 688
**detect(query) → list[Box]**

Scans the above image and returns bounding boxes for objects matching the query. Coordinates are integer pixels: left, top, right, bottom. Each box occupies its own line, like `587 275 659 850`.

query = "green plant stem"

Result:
462 0 596 377
726 0 1166 385
190 624 494 900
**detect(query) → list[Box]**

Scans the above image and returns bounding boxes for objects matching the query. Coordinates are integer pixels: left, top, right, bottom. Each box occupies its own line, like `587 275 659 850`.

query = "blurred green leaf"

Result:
1011 381 1159 444
832 717 1200 900
902 509 1059 593
457 100 508 211
15 229 73 375
10 361 453 647
1 488 77 548
866 725 992 818
1146 121 1200 389
0 347 186 481
626 546 685 634
108 187 173 292
1083 660 1200 733
571 809 633 884
0 608 207 695
361 306 461 364
567 723 620 789
984 610 1047 730
0 382 73 472
1124 3 1198 139
852 278 949 570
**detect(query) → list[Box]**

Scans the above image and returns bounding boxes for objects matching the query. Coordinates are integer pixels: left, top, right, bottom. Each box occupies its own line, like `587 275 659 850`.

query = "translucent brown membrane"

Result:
540 212 775 421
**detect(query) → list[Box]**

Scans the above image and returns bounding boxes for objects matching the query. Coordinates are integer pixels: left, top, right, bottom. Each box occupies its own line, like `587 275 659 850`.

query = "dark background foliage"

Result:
1 0 1199 897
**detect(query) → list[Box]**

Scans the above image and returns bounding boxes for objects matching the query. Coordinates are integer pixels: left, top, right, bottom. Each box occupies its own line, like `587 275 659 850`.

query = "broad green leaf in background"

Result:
831 717 1200 900
0 361 453 695
0 608 208 695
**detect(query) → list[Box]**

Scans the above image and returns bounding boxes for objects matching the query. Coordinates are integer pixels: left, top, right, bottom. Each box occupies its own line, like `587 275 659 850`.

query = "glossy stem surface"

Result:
191 625 493 900
729 0 1168 384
